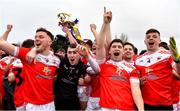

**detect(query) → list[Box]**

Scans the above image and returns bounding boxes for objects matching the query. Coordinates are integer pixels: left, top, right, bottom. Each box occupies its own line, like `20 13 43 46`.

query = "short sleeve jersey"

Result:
99 59 137 110
15 47 60 104
135 49 175 105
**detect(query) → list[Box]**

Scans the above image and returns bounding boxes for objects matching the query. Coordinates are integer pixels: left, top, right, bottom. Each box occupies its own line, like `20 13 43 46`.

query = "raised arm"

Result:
62 26 78 45
1 25 13 41
0 25 16 56
90 24 99 41
96 8 112 60
105 20 112 50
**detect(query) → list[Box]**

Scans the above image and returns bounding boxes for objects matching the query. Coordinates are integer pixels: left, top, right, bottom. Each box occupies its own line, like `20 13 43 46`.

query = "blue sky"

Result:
0 0 179 51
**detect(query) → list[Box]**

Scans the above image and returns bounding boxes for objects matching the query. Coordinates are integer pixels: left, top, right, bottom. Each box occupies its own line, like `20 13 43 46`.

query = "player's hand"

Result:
90 24 97 32
6 24 13 32
8 72 15 82
76 44 89 58
103 7 112 24
78 77 84 85
139 77 146 86
169 37 180 63
84 74 91 84
26 48 37 64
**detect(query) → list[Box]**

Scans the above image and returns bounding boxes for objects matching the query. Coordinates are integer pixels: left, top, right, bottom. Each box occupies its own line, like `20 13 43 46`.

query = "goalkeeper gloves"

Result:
169 37 180 63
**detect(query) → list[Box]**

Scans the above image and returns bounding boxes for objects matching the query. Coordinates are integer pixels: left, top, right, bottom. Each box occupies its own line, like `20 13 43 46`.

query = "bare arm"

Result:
90 24 99 41
172 70 180 79
96 8 112 60
1 25 13 41
0 25 16 56
105 23 112 50
62 26 78 45
173 64 180 76
130 78 144 111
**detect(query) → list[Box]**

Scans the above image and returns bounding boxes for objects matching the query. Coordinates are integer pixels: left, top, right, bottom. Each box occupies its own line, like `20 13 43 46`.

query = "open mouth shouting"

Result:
148 41 155 48
70 58 75 62
113 52 120 56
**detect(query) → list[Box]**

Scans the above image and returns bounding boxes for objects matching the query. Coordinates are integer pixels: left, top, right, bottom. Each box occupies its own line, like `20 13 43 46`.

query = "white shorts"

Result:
16 104 26 111
86 97 101 111
78 85 91 102
101 107 122 111
173 101 180 111
25 101 55 111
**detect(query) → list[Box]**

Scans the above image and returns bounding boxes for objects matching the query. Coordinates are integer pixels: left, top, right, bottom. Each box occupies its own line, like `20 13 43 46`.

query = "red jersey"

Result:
99 60 136 110
90 74 100 97
172 76 180 104
15 48 60 104
0 57 10 99
81 50 100 97
135 49 175 105
9 58 24 107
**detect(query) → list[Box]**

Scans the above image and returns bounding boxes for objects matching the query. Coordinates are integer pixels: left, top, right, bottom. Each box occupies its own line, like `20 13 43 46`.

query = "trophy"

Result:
57 12 82 41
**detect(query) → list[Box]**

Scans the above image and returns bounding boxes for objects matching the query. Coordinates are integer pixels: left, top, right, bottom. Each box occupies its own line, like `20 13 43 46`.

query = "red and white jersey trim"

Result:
136 49 174 67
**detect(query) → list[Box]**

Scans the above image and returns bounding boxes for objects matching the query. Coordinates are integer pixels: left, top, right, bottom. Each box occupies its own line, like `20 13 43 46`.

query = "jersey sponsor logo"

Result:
36 74 53 80
110 75 128 82
143 74 158 80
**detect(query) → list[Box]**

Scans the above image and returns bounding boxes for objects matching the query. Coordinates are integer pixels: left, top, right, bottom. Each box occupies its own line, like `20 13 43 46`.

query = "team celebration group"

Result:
0 9 180 111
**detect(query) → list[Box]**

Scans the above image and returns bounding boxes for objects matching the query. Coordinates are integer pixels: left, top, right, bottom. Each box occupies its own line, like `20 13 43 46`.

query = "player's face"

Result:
34 31 52 53
57 51 65 58
109 42 123 61
67 47 80 65
0 50 5 56
123 45 134 60
145 32 161 52
92 41 97 55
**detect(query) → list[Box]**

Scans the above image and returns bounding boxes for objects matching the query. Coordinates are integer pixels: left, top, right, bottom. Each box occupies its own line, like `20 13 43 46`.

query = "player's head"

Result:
21 39 34 48
92 40 97 55
123 42 135 61
56 48 66 58
108 39 124 61
67 44 80 65
34 27 54 53
159 42 169 50
144 28 161 52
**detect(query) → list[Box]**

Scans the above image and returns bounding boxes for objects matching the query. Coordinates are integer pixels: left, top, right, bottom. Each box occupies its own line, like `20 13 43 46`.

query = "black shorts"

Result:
54 96 80 110
144 103 173 111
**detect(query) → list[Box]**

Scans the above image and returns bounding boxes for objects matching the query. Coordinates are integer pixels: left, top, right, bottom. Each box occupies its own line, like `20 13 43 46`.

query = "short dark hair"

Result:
139 49 147 55
57 48 65 53
109 39 123 50
123 42 135 51
21 39 34 48
146 28 160 36
12 43 20 47
83 39 93 48
159 42 169 50
36 27 54 41
68 44 77 49
134 47 138 55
